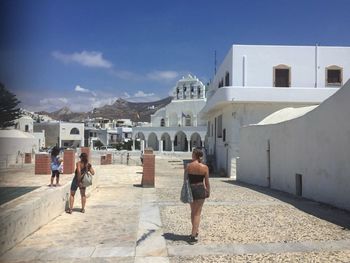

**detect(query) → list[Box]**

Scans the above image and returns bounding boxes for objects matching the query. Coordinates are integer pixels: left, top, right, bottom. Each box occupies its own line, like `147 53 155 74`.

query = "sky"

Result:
0 0 350 112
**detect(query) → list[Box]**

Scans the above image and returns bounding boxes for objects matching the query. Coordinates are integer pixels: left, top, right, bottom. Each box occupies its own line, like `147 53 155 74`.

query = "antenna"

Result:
214 50 217 75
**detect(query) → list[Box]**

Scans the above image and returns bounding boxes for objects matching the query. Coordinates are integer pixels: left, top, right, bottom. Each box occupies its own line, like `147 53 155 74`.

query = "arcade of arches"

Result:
133 131 203 152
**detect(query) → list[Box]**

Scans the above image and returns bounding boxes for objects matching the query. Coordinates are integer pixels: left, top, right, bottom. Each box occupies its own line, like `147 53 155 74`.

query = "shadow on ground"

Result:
222 180 350 230
162 232 190 242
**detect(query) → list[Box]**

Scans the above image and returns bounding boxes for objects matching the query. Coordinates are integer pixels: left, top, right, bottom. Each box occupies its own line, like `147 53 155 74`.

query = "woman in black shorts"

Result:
186 148 210 244
67 153 94 214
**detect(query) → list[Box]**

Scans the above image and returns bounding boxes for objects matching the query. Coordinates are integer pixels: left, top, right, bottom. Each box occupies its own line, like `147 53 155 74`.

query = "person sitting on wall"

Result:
50 146 63 187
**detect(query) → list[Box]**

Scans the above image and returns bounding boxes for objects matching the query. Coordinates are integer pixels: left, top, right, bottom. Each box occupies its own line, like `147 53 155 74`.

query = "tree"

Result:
0 83 21 129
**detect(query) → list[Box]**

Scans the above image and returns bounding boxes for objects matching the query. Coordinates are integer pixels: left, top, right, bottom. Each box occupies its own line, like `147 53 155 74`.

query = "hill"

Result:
37 97 173 122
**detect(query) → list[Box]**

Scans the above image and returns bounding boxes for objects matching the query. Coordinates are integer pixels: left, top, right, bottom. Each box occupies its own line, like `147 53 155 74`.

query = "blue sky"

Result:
1 0 349 112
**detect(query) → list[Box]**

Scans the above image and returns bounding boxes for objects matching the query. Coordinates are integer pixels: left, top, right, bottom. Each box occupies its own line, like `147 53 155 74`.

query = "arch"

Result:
176 87 180 99
160 118 165 127
169 112 178 127
134 132 146 150
197 86 201 98
190 85 194 99
174 131 188 152
225 71 230 86
70 128 80 135
161 132 172 151
190 132 202 150
148 132 159 151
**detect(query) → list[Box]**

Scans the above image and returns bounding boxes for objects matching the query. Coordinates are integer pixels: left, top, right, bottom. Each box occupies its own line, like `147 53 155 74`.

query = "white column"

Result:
141 140 145 152
188 140 191 152
159 140 163 152
133 139 136 150
171 140 174 152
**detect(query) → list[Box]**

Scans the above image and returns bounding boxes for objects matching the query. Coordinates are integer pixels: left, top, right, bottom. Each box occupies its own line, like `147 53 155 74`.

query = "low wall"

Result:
0 166 100 255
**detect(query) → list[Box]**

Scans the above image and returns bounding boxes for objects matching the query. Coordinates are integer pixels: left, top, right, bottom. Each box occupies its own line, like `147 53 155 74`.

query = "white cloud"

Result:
134 90 155 97
110 69 142 81
75 85 97 96
146 70 179 81
52 50 112 68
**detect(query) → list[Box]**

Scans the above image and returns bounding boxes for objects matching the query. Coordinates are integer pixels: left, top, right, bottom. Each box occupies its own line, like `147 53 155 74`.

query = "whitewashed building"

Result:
237 80 350 211
201 44 350 177
34 121 84 148
132 74 207 152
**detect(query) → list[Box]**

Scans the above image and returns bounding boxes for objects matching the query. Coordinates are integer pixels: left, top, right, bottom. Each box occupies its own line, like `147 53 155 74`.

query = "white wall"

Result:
237 80 350 211
206 102 313 177
60 122 84 140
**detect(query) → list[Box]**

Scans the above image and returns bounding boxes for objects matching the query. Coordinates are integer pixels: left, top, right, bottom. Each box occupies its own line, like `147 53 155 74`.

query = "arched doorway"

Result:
148 132 159 151
190 132 202 150
134 132 145 150
161 132 172 151
174 131 188 152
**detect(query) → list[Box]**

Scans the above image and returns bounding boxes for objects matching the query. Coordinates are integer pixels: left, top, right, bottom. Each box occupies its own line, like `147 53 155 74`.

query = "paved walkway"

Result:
1 156 350 262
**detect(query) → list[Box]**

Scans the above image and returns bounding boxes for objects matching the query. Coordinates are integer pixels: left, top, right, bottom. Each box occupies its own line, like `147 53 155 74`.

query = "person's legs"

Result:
50 172 54 186
55 172 60 186
68 190 75 213
190 202 195 227
191 199 205 237
80 188 86 212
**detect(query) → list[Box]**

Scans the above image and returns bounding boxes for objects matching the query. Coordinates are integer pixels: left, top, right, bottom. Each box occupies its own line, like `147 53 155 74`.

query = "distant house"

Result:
34 121 84 148
201 44 350 177
132 74 207 152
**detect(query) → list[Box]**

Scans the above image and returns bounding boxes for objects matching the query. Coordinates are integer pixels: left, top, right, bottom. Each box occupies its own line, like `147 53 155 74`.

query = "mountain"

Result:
37 97 173 122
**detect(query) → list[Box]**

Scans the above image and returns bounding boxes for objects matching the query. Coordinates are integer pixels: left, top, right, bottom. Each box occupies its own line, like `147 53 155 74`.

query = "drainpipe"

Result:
267 139 271 188
242 55 247 87
315 44 318 88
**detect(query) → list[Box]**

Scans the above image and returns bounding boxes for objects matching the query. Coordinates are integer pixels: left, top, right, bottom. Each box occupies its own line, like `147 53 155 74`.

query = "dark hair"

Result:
79 152 88 165
192 148 203 162
51 146 60 157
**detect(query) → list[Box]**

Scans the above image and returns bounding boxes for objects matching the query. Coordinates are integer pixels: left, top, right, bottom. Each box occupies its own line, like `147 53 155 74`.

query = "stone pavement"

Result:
1 156 350 262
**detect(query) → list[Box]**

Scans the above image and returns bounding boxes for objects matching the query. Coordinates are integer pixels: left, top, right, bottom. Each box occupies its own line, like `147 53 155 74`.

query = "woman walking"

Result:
186 148 210 244
67 153 94 214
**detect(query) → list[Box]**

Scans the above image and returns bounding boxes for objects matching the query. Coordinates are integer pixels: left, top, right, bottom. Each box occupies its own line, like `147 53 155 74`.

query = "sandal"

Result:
81 208 85 213
66 209 72 214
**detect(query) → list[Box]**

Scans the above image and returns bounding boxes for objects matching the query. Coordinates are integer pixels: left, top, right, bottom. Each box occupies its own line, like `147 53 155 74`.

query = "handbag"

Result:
180 170 193 203
81 170 93 187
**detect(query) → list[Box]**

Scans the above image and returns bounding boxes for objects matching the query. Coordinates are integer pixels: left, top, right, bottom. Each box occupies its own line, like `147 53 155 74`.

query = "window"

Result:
326 65 343 86
25 125 29 132
160 118 165 127
89 132 93 137
183 86 187 99
197 87 201 98
70 128 80 134
176 88 180 99
190 86 194 99
225 72 230 86
223 128 226 142
274 65 291 87
217 115 222 138
185 115 191 126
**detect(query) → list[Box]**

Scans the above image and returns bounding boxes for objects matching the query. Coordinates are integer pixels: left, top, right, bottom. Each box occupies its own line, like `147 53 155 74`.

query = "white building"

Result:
132 74 207 152
84 118 133 148
201 44 350 177
237 80 350 211
34 121 84 148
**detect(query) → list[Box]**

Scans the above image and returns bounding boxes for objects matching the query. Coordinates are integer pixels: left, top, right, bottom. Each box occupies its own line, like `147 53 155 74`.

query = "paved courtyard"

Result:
1 156 350 262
